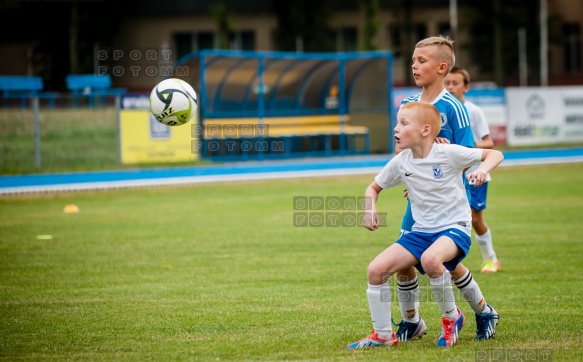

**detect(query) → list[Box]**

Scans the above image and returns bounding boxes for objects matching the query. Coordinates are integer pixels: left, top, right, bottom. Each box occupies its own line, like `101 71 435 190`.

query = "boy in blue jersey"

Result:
347 102 504 349
393 36 499 343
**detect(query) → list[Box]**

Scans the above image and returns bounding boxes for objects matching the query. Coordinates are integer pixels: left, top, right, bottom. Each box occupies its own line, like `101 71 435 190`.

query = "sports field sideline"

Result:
1 147 583 195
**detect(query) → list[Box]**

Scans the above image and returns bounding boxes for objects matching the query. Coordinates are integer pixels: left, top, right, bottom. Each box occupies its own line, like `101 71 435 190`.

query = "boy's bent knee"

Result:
420 253 442 276
367 261 393 285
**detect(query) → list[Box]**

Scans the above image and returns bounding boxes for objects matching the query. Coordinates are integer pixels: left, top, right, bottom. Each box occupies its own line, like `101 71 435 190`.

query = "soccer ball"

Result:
149 78 198 126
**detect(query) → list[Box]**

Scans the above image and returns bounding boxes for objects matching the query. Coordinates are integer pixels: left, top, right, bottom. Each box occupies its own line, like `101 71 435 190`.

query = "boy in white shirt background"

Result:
445 66 500 273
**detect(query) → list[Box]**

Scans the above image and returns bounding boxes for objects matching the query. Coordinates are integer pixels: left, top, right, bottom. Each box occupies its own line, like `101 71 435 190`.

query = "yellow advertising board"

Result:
119 95 198 164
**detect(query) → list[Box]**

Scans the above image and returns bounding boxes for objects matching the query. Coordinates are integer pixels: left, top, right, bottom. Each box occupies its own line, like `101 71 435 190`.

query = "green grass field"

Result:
1 162 583 361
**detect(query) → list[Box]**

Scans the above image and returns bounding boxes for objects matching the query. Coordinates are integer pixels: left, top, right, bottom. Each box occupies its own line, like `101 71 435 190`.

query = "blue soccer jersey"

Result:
400 89 475 147
399 88 475 232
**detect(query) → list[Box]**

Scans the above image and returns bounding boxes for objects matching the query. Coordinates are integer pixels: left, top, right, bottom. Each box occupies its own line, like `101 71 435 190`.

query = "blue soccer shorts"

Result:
470 182 488 211
395 228 471 275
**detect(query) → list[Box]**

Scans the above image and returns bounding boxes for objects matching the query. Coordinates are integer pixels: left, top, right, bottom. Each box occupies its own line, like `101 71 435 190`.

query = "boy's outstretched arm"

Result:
364 181 384 231
467 149 504 186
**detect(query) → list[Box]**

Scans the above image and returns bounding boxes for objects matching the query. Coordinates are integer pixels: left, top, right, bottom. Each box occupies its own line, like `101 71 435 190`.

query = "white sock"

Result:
476 228 497 261
429 271 458 319
397 277 420 323
453 269 491 314
367 283 393 338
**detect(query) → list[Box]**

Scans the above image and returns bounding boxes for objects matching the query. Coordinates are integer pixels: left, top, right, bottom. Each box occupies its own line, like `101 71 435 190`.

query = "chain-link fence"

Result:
0 96 120 174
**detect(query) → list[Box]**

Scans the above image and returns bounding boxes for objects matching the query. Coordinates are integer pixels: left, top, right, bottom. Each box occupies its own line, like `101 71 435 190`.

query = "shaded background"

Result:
1 0 581 91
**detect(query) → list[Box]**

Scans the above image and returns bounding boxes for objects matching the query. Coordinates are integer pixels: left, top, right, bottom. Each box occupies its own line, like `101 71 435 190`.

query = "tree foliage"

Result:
360 0 380 51
209 0 233 50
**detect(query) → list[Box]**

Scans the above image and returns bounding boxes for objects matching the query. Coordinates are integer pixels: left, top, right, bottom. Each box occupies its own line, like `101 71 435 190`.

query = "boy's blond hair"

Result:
416 35 455 75
400 101 442 138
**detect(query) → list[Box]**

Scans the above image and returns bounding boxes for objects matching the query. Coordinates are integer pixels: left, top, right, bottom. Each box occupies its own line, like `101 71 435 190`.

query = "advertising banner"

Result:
506 87 583 146
120 94 198 164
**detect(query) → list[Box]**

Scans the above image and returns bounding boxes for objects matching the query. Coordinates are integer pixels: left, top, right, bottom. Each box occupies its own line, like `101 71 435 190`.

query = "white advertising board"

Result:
506 86 583 146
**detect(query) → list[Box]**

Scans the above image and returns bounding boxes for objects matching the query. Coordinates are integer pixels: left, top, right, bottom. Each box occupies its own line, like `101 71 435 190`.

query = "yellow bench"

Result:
200 115 370 160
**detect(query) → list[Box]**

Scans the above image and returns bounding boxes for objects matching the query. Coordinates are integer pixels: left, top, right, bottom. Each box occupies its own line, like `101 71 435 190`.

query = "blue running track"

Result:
1 147 582 194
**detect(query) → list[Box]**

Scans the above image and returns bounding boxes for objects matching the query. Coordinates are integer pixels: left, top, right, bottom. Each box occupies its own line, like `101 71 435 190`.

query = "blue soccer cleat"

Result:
436 307 465 347
395 317 428 341
475 305 499 340
347 330 398 349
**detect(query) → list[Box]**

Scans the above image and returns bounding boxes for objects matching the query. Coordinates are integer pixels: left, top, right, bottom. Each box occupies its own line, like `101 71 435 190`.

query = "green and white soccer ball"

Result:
149 78 198 126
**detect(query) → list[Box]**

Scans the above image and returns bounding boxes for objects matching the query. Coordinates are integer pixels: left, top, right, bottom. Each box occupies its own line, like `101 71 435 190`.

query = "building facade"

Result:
106 0 582 91
2 0 580 91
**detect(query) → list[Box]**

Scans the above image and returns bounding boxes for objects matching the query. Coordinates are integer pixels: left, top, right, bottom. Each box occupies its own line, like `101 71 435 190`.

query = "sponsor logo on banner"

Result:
563 95 583 131
121 94 150 110
149 114 170 139
526 94 545 120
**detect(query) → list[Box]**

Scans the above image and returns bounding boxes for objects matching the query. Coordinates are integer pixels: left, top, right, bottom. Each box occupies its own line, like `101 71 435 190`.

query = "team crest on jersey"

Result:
432 165 443 179
440 113 447 127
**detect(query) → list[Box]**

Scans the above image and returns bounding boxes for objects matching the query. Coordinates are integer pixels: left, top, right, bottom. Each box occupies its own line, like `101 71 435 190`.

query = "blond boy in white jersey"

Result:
347 101 504 348
393 36 500 344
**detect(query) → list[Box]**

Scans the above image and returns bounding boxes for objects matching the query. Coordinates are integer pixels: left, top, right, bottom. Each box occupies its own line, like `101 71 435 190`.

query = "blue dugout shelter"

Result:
175 50 394 161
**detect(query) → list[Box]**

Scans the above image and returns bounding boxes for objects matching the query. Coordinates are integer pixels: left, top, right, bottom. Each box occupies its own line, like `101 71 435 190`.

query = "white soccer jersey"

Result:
465 100 492 180
465 100 490 143
375 143 482 235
